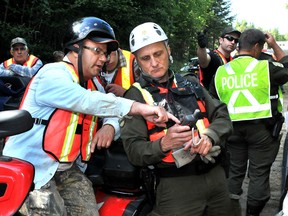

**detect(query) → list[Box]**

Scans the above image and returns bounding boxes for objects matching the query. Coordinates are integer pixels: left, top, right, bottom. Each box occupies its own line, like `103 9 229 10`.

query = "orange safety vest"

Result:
199 50 232 87
133 76 210 164
3 55 39 68
20 62 99 162
113 50 135 89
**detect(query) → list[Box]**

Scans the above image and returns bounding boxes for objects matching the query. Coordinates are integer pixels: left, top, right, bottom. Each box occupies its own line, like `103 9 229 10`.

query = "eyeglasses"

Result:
223 36 239 43
12 47 27 52
83 45 110 59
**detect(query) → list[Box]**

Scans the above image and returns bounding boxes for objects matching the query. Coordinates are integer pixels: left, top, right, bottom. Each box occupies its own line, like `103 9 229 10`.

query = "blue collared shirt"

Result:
3 58 134 189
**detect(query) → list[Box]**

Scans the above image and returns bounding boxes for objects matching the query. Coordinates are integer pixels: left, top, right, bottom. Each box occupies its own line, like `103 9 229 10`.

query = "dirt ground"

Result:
239 86 288 216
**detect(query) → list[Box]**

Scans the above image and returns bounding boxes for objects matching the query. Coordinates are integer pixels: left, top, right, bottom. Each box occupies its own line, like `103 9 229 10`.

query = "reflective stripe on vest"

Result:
113 50 135 90
215 56 271 121
39 62 98 162
133 82 171 162
3 55 39 68
277 87 283 112
133 79 209 163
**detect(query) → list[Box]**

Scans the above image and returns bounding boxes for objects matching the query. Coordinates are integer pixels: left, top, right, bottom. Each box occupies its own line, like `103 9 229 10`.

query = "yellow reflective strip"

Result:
5 58 13 67
196 120 206 134
61 62 79 83
133 83 155 106
60 113 79 161
25 55 37 67
85 116 97 160
121 50 132 89
121 67 131 89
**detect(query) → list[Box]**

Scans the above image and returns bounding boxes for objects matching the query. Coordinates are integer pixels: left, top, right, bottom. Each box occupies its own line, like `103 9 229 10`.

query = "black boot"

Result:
246 204 265 216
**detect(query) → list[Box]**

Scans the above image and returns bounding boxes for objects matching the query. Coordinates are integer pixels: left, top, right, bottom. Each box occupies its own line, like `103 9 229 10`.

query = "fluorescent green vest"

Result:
215 56 272 121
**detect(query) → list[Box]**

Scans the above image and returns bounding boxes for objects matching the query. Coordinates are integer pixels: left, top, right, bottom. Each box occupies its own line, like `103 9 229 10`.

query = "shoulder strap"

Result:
175 73 205 100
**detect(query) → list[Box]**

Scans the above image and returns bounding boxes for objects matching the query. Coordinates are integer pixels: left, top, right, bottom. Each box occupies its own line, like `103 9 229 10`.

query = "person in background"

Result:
120 22 233 216
85 48 140 181
3 17 178 216
197 27 241 90
0 37 43 77
209 29 288 216
100 48 139 97
53 50 65 62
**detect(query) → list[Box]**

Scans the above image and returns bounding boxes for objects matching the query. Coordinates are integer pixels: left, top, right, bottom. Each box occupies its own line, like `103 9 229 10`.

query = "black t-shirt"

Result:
200 51 230 90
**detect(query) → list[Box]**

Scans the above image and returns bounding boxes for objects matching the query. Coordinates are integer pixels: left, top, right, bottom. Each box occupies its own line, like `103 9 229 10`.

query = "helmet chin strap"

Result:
67 42 86 88
77 41 86 88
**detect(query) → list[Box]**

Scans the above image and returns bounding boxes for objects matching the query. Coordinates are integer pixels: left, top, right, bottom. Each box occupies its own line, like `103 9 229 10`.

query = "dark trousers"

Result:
228 122 280 209
149 165 230 216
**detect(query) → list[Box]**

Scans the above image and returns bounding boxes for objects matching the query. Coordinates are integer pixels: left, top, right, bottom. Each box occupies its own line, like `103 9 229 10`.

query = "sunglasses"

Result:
223 36 239 43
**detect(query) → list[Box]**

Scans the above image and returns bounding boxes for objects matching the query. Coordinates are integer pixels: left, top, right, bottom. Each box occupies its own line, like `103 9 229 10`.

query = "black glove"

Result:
197 31 207 48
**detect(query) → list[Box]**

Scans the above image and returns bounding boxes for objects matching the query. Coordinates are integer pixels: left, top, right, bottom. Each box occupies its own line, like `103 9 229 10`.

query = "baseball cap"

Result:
10 37 27 47
221 27 241 37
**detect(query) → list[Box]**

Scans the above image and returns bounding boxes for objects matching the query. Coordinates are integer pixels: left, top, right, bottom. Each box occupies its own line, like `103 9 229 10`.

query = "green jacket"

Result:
120 70 233 168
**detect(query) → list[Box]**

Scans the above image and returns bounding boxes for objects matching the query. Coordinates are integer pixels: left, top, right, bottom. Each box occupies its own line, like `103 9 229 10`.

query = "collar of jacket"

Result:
139 69 174 88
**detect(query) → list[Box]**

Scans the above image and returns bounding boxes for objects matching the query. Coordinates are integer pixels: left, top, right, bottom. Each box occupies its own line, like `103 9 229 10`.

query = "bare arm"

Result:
197 47 211 68
265 33 286 61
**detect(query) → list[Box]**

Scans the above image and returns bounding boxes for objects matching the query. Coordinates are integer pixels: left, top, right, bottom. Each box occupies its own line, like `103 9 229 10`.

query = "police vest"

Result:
3 55 39 68
20 62 99 162
215 56 272 121
133 74 209 163
113 50 135 89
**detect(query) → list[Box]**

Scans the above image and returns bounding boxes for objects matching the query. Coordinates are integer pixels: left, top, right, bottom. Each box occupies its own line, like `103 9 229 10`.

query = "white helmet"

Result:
129 22 168 53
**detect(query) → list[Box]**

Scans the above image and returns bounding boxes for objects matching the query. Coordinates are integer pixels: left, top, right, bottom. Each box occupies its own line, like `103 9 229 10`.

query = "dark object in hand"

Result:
197 32 207 48
181 109 201 128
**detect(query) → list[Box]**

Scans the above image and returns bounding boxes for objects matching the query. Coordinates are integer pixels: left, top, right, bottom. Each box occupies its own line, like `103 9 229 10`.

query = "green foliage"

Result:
170 0 211 62
203 0 236 49
235 20 288 41
0 0 259 67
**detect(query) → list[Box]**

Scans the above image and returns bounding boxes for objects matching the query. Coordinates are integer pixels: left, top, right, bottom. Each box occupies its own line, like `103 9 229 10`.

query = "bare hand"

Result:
184 134 212 155
91 124 115 152
265 33 276 47
129 102 180 127
160 124 192 152
106 84 126 97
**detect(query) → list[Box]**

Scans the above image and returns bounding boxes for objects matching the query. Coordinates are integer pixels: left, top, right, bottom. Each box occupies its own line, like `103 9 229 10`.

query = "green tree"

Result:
203 0 236 50
0 0 237 67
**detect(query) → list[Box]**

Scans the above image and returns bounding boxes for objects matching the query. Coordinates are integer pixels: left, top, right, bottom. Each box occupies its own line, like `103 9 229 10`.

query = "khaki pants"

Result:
19 163 99 216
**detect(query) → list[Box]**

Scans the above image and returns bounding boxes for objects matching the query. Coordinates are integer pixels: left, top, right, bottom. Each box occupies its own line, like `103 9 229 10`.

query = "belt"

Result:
33 118 48 125
157 160 218 178
33 118 82 134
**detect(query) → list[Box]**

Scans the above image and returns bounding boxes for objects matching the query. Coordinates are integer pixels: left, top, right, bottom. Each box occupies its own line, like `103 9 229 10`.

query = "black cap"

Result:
221 27 241 37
